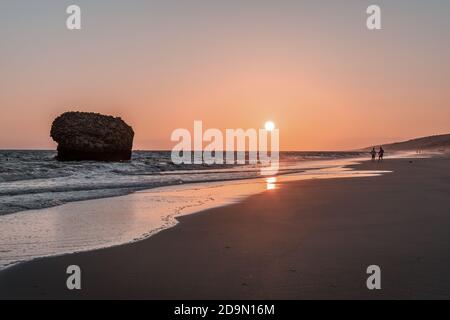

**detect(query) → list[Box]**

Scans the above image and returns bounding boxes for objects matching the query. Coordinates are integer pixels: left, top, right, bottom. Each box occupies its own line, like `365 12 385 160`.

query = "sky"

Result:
1 0 450 151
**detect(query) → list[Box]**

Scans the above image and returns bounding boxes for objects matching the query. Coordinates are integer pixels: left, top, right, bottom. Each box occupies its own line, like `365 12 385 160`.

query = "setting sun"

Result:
265 121 276 132
1 0 450 302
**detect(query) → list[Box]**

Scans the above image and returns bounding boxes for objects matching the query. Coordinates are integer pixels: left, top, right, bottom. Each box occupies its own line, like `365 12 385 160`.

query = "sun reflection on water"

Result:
266 177 277 190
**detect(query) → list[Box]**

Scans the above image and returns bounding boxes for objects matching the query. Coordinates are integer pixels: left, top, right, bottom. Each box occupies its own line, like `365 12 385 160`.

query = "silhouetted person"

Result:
378 146 384 161
370 147 376 161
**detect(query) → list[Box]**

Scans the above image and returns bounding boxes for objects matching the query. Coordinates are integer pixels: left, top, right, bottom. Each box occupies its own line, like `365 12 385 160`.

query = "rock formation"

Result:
51 112 134 161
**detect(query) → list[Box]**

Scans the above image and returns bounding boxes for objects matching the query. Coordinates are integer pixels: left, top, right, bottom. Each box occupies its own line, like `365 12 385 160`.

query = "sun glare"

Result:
266 177 277 190
264 121 275 132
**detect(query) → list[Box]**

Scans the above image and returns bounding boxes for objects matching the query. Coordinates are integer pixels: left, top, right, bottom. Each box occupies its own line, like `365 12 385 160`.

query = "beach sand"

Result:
1 157 450 299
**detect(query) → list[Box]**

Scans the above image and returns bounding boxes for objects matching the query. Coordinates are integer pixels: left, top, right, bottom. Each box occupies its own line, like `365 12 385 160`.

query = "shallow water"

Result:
0 158 388 270
0 150 366 215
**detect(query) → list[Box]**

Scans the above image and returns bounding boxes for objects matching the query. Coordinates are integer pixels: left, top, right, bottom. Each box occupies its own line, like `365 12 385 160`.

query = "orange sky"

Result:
1 1 450 151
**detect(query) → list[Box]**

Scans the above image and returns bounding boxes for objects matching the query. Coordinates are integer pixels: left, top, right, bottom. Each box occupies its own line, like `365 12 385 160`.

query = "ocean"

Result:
0 150 371 270
0 150 366 216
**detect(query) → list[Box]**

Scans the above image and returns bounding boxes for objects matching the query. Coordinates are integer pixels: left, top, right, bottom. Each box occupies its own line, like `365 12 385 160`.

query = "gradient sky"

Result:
1 0 450 150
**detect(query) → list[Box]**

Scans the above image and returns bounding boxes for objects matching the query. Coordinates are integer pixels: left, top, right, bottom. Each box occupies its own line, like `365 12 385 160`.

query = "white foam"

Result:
0 158 388 271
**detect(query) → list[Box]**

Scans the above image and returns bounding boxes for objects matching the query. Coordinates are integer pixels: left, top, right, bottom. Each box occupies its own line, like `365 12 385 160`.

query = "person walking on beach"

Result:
370 147 377 161
378 146 385 161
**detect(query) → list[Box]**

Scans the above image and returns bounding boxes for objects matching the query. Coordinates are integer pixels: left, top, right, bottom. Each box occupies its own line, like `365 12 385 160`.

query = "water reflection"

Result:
266 177 277 190
0 161 390 270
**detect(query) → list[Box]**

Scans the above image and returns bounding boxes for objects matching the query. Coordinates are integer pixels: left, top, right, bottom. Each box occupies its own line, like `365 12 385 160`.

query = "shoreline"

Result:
0 155 367 217
0 157 385 272
1 157 449 299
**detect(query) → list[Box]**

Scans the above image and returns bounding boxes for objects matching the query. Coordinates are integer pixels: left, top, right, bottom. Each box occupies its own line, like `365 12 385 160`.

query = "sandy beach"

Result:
2 0 450 304
1 157 450 300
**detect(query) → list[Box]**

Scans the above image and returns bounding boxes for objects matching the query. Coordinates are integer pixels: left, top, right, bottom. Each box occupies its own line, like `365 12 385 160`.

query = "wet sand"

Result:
1 157 450 299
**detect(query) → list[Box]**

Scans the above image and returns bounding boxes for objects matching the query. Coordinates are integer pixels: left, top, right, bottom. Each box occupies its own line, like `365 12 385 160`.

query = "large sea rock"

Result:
50 112 134 161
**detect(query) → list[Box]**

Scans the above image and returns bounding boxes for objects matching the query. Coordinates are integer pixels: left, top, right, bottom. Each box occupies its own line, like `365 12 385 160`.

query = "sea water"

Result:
0 150 379 270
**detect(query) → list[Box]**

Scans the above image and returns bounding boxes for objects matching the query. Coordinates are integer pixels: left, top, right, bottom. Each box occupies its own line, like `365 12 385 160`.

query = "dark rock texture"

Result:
50 112 134 161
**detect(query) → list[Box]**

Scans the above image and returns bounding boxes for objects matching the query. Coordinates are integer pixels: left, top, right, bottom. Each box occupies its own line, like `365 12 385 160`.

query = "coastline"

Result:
1 157 450 299
0 157 384 271
0 150 367 217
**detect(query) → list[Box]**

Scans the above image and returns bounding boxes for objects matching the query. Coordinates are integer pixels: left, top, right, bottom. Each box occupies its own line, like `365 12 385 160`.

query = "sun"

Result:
264 121 275 132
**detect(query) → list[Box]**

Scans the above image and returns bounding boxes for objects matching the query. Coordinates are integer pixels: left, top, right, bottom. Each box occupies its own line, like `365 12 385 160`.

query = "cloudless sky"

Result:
1 0 450 150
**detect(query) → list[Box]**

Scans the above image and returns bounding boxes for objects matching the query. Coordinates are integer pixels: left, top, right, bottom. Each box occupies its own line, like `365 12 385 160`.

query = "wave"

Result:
0 150 366 215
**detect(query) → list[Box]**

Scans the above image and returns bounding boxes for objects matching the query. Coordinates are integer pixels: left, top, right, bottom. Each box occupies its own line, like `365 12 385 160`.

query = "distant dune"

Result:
364 133 450 152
